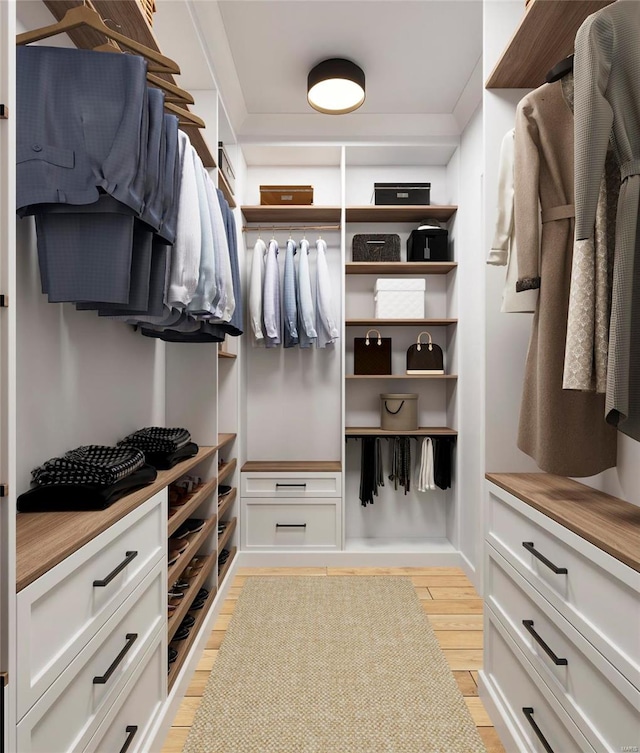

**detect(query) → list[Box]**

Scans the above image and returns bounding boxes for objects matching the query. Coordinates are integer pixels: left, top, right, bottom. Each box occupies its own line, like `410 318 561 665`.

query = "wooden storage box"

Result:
260 185 314 206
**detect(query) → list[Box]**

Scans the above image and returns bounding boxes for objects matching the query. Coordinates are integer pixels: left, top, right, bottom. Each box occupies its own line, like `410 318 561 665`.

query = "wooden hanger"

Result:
165 102 205 129
92 40 194 104
16 4 180 75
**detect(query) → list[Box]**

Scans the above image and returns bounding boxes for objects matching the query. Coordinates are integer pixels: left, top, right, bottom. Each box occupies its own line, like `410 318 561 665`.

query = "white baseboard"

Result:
459 550 482 595
477 670 527 753
236 550 465 568
145 555 240 752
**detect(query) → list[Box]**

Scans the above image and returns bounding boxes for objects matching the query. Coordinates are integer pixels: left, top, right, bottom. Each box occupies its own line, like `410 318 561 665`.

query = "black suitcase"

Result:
407 227 450 262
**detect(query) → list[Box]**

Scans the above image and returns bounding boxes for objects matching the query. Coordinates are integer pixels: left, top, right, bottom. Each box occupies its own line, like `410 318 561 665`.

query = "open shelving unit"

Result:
485 0 614 88
217 487 237 521
217 458 237 486
167 551 217 642
217 516 237 553
218 170 236 209
168 476 218 537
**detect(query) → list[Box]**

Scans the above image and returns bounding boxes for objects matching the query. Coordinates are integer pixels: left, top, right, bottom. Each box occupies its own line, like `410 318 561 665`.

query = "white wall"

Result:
449 104 485 582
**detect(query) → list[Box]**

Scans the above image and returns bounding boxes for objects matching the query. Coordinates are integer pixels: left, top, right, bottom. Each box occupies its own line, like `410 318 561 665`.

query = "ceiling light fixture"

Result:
307 58 366 115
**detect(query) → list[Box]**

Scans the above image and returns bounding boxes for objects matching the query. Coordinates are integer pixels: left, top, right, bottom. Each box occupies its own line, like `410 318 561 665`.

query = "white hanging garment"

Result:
417 437 436 492
315 238 339 347
263 238 281 347
297 238 317 347
249 238 267 344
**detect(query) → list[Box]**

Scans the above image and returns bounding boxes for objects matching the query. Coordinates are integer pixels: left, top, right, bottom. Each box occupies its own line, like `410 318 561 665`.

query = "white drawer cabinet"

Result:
486 483 640 688
485 610 595 753
483 477 640 753
245 501 338 548
242 472 341 498
17 563 165 753
84 635 165 753
16 492 165 719
486 546 640 752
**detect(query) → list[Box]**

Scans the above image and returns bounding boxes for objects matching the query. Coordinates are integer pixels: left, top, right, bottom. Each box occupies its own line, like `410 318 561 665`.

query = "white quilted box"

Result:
374 278 425 318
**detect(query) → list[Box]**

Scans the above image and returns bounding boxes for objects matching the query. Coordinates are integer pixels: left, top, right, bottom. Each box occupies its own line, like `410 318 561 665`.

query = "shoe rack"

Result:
166 432 238 690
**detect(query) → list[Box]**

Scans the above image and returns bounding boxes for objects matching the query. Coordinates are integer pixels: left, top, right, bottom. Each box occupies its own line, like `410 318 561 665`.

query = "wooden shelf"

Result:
486 0 613 89
16 445 217 592
217 516 237 553
346 427 457 437
346 374 458 380
218 170 236 209
167 476 218 537
346 206 457 223
217 488 237 521
242 461 342 473
167 549 217 642
218 458 237 486
168 577 217 691
346 262 457 275
241 206 342 224
218 545 237 588
346 318 457 327
216 433 236 453
486 473 640 573
168 514 217 587
218 350 237 360
42 0 216 168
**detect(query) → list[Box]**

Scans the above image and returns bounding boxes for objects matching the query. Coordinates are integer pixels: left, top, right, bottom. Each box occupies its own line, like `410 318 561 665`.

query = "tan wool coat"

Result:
514 79 617 477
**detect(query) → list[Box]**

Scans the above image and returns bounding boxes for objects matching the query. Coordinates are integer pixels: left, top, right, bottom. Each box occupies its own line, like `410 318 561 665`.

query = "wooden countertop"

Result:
486 473 640 573
242 461 342 473
17 445 217 592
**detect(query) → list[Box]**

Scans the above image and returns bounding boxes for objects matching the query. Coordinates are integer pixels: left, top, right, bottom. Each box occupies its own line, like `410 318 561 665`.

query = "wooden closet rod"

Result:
242 224 341 233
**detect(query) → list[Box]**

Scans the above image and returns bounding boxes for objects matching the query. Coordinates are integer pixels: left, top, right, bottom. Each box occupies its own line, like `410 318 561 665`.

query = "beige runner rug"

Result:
184 577 486 753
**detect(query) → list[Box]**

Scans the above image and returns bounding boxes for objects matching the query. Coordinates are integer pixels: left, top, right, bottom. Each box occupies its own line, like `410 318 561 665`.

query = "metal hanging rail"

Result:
242 224 341 233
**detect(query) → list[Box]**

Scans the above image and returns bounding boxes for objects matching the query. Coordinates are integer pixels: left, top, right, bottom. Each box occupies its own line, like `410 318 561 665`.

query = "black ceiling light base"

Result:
307 58 366 115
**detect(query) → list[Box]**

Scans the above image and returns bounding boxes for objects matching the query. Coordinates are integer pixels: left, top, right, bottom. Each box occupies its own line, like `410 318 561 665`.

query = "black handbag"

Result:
354 329 392 375
352 234 400 262
406 332 444 374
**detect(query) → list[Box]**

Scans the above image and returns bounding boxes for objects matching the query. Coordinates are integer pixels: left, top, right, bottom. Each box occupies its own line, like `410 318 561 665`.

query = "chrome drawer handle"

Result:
276 523 307 529
522 707 555 753
93 551 138 587
522 620 568 666
522 542 567 575
119 725 138 753
93 633 138 684
275 483 307 488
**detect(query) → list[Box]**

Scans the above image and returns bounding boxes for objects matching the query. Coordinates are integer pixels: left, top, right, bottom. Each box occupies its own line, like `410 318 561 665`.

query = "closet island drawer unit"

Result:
483 474 640 753
485 477 640 688
84 635 165 753
486 547 640 752
16 563 165 753
244 501 339 548
16 492 166 719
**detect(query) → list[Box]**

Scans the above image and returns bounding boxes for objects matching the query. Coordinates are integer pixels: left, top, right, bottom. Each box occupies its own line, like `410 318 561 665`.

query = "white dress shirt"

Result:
315 238 339 347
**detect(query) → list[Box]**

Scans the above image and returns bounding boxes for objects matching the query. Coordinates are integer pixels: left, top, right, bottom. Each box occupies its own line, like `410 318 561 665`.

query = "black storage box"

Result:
374 182 431 205
407 227 450 262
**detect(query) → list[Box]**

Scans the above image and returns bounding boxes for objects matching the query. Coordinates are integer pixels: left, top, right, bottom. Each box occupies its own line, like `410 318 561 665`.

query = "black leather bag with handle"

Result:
354 329 392 374
406 331 444 374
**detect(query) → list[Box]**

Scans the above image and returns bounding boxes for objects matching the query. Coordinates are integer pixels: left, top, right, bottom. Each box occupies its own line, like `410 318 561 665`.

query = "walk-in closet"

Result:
0 1 638 752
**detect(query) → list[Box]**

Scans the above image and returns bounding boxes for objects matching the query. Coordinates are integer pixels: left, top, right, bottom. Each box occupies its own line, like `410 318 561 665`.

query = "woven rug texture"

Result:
183 576 487 753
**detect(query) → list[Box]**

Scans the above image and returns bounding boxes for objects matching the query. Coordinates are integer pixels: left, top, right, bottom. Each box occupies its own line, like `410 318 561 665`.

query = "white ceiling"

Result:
216 0 482 116
177 0 483 144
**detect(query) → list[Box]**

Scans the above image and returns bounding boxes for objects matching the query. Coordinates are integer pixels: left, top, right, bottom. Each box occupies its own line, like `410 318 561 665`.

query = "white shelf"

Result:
345 537 457 554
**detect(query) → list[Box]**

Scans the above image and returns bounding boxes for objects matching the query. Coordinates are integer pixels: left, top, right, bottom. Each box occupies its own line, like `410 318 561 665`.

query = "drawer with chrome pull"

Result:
485 609 596 753
244 501 338 548
16 491 165 719
486 482 640 689
242 473 340 498
16 563 164 753
486 545 640 752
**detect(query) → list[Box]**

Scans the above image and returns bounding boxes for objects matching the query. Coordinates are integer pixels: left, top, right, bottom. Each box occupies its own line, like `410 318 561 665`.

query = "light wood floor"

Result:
161 567 505 753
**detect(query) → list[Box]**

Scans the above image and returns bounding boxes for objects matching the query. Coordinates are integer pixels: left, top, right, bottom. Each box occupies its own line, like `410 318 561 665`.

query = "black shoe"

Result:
180 614 196 629
173 625 191 641
174 518 206 538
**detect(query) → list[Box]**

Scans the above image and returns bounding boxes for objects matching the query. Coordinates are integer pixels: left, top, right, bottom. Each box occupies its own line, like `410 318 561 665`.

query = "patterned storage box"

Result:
374 279 425 319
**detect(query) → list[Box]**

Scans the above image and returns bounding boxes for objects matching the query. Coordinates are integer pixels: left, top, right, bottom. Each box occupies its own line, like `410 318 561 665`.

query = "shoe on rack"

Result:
173 625 191 641
174 518 206 539
180 614 196 630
